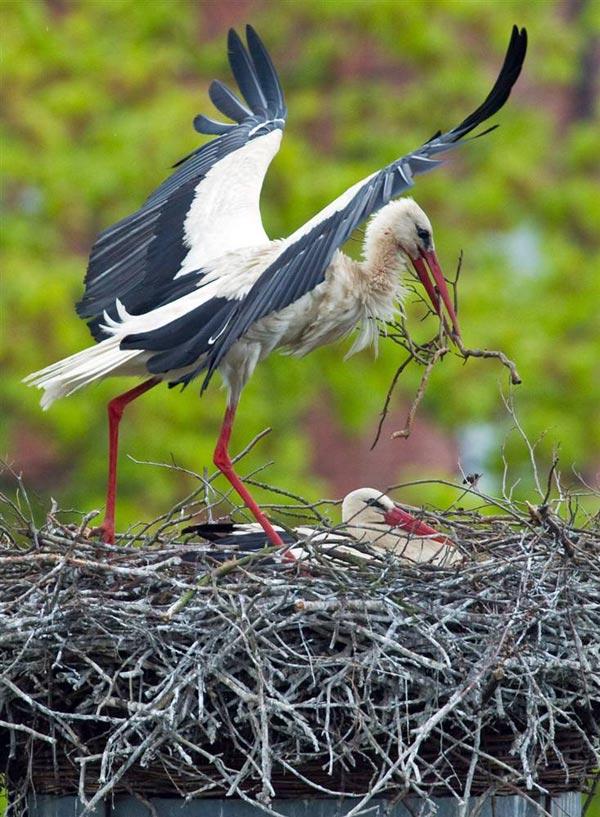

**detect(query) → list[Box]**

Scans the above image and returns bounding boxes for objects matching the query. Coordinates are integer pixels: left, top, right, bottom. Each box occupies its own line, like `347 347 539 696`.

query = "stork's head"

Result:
341 487 461 565
342 487 432 532
342 487 397 530
364 198 460 337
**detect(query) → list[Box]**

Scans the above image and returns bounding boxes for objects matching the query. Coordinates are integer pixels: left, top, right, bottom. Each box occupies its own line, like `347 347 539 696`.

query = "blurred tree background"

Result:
2 0 599 531
1 2 599 814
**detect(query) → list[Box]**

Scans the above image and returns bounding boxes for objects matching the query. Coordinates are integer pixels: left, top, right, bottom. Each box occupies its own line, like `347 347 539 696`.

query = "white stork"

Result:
183 487 461 568
25 25 527 546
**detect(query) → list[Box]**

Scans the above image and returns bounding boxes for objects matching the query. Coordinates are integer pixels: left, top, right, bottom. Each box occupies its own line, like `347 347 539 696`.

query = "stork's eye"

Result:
417 226 431 243
366 498 386 511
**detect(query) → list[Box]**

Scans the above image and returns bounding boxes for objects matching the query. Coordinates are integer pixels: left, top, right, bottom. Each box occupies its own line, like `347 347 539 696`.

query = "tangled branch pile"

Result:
1 478 599 817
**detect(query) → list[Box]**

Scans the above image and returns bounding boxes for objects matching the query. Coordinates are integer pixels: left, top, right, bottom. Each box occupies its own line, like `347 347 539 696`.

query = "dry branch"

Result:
373 252 521 447
1 471 598 816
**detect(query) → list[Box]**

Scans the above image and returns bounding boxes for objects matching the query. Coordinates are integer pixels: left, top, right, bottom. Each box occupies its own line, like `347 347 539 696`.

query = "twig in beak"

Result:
454 334 522 386
447 253 521 384
391 344 448 440
373 251 522 448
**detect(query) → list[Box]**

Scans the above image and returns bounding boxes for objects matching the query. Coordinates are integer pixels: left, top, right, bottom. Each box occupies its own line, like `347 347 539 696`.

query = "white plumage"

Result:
178 130 282 273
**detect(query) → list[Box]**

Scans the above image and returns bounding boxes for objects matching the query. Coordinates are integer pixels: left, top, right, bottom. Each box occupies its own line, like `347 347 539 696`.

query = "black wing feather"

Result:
208 79 252 123
245 25 286 118
227 28 268 113
192 115 237 136
77 27 286 339
449 26 526 141
120 295 238 377
180 523 295 561
182 522 237 539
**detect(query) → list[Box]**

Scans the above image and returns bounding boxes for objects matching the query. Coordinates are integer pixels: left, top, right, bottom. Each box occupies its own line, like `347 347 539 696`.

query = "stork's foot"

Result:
90 520 115 545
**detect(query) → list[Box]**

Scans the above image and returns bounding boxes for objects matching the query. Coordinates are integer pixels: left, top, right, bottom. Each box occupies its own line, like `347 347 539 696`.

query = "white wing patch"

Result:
176 130 282 276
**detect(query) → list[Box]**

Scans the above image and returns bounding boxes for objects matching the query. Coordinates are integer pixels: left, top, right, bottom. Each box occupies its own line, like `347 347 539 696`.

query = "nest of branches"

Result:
1 467 599 817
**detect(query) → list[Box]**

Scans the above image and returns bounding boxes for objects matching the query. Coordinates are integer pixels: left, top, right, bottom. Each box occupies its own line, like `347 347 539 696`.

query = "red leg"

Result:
94 377 160 544
213 403 294 558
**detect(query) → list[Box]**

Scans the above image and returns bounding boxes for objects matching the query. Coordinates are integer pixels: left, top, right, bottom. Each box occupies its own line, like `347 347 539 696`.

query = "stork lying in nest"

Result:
183 487 461 567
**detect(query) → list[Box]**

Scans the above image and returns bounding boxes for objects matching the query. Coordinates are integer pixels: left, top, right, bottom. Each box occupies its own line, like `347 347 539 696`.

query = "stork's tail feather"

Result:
23 337 145 409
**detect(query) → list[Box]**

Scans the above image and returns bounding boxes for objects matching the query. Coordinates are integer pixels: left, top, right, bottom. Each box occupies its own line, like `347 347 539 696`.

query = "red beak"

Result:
383 505 450 544
411 249 461 338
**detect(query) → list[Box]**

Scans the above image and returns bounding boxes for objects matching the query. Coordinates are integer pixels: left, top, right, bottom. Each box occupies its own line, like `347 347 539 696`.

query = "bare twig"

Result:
391 344 448 440
370 353 416 450
454 334 522 385
373 251 521 448
1 470 597 816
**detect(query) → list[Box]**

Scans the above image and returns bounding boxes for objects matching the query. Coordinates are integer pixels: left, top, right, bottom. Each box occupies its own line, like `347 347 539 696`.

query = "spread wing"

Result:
193 25 527 388
121 26 526 388
77 25 286 340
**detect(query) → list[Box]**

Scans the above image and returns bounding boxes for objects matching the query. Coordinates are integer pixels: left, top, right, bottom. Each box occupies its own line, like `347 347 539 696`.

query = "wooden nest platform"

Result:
1 478 599 816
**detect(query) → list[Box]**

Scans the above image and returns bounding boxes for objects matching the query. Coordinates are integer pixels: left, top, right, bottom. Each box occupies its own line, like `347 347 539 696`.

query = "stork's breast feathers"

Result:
254 251 402 359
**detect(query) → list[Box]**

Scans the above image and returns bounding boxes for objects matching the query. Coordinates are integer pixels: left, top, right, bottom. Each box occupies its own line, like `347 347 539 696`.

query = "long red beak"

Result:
411 249 461 338
383 505 450 544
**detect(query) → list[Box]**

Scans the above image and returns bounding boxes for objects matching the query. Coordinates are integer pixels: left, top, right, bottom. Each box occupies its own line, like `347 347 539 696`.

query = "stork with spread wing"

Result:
26 25 527 546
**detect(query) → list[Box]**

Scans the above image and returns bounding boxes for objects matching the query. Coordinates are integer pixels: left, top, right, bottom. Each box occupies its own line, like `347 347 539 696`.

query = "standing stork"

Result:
26 25 527 546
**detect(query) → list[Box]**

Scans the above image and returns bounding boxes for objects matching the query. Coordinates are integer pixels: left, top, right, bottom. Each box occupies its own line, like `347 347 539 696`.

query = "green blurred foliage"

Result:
2 0 599 529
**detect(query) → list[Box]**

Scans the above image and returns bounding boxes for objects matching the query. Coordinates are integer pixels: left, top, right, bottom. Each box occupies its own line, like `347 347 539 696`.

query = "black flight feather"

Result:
227 28 268 114
208 79 252 123
245 25 286 118
182 522 237 539
193 115 237 136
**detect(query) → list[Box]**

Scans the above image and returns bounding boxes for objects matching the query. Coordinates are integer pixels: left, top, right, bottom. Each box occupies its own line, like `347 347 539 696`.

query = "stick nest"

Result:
1 478 599 817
